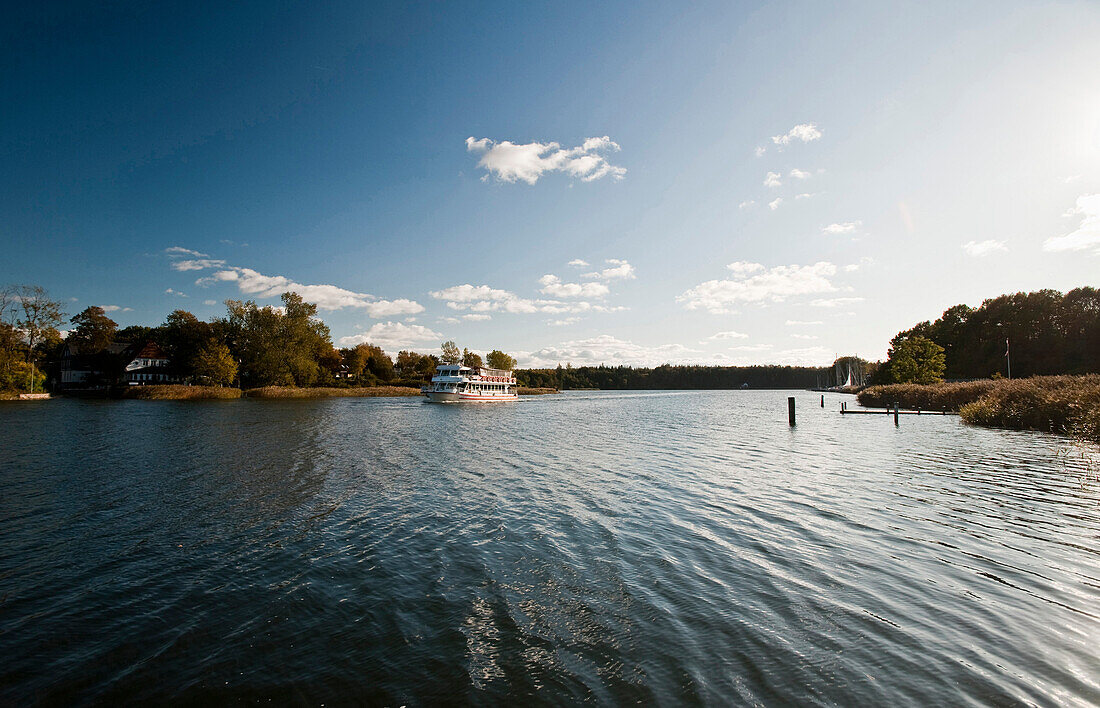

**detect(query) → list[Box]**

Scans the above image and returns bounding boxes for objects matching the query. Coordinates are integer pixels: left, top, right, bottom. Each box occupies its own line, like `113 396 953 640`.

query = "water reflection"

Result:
1 392 1098 704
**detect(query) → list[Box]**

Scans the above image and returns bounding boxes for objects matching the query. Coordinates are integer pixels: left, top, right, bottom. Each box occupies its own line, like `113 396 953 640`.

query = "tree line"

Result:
879 287 1100 383
516 364 832 390
1 285 519 392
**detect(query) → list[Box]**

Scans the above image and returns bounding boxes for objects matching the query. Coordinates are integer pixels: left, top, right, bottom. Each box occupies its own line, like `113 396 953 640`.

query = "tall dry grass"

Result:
244 386 422 399
958 376 1100 442
857 380 999 411
859 375 1100 442
121 385 242 400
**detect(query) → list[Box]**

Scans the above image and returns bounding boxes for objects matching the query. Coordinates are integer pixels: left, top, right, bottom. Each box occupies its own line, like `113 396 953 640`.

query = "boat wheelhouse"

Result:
423 364 518 403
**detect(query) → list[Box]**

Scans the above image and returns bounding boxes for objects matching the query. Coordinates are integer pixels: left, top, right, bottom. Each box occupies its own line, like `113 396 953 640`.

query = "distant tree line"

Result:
516 364 831 390
880 288 1100 383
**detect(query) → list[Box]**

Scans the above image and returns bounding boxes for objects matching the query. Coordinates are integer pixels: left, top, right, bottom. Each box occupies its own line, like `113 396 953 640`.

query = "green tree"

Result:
486 350 517 370
884 335 946 384
68 306 118 352
161 310 212 378
220 293 333 387
462 348 483 368
440 340 461 365
116 325 157 343
192 340 238 386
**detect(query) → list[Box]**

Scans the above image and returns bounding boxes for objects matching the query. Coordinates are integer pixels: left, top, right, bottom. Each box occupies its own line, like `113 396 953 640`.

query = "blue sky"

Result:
3 1 1099 366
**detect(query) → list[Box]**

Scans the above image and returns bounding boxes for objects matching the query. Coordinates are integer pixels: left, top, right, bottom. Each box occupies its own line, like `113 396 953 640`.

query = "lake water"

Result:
1 391 1098 705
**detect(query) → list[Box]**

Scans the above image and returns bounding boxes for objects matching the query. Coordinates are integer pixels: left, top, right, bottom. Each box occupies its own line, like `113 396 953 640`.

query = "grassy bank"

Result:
120 385 242 400
518 387 559 395
859 375 1100 442
1 391 21 400
244 386 422 399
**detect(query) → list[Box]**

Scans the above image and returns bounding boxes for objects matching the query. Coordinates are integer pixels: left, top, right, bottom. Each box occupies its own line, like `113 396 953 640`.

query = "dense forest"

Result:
516 364 830 390
880 287 1100 381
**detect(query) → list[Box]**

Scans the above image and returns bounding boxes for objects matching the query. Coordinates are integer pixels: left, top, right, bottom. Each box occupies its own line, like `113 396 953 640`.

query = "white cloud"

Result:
768 198 783 210
165 246 207 257
165 288 187 297
843 257 874 272
462 314 492 321
795 193 816 200
678 261 838 314
431 282 624 316
705 330 749 340
786 320 823 325
738 200 755 209
726 261 765 277
809 297 864 308
822 221 861 235
962 239 1008 256
519 334 698 368
192 265 425 315
770 346 832 365
337 322 442 350
97 305 132 313
1064 175 1082 184
754 146 766 157
438 316 460 325
362 299 426 318
771 123 822 146
582 259 635 280
1043 194 1100 253
567 259 590 267
547 317 580 326
764 171 783 188
172 258 227 271
203 299 217 306
791 334 818 340
789 168 811 180
538 274 610 298
466 135 626 184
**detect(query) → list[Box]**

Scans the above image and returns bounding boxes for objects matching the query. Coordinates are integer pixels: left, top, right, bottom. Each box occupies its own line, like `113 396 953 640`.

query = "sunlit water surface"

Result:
2 391 1098 705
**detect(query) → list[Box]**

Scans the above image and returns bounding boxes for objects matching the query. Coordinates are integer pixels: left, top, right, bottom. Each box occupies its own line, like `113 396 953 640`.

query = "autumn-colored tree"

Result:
16 286 64 392
192 340 238 386
440 340 461 365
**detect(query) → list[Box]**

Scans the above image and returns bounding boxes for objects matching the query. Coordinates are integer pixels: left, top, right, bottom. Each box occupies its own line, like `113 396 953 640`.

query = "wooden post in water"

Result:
788 397 796 426
820 394 824 407
893 402 899 426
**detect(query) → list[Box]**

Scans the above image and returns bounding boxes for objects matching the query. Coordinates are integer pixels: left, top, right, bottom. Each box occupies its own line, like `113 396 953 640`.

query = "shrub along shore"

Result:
858 375 1100 442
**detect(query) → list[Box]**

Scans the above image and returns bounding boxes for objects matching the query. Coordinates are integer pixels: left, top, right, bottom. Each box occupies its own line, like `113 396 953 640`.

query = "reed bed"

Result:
518 387 559 395
859 376 1100 442
857 380 999 411
244 386 422 399
958 376 1100 442
120 385 242 400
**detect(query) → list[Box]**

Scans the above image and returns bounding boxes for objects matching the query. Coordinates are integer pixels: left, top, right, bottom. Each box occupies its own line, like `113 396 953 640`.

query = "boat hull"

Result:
425 391 518 403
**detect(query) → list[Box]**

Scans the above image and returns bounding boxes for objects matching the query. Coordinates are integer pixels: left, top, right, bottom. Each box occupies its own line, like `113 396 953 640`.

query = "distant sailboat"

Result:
843 364 853 388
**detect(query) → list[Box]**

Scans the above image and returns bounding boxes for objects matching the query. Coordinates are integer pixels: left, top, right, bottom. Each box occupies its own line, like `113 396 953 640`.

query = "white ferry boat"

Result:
422 364 518 403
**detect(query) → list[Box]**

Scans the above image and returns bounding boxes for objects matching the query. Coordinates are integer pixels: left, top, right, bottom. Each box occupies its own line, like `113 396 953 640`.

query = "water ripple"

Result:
1 391 1098 705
